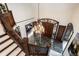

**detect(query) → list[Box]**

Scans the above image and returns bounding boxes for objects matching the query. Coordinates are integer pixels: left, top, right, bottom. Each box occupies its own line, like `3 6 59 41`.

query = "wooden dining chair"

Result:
55 25 66 42
38 18 59 39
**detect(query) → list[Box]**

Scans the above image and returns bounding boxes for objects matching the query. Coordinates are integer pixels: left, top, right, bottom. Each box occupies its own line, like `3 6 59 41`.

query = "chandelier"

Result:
33 20 45 34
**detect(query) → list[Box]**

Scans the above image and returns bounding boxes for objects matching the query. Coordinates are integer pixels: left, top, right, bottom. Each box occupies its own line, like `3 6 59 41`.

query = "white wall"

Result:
7 3 34 22
36 3 76 25
32 3 39 20
71 5 79 33
7 3 79 31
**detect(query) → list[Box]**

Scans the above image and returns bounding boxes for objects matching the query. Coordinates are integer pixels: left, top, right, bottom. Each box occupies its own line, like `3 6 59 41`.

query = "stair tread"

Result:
9 47 21 56
18 51 25 56
0 43 17 56
16 50 22 56
0 39 14 51
6 46 18 56
0 35 10 43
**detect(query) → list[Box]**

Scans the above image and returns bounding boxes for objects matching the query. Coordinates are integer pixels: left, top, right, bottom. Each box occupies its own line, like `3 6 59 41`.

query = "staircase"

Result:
0 21 25 56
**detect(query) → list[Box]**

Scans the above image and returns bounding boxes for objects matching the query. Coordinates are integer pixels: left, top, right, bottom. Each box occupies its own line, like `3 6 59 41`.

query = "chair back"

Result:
55 25 66 42
38 18 59 38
